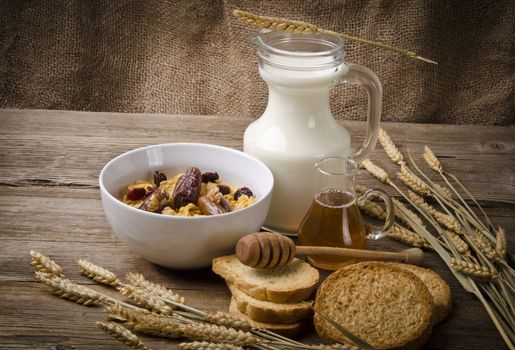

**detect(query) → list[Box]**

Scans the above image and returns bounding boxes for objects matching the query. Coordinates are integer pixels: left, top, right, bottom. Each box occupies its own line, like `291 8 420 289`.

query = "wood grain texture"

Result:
0 109 513 350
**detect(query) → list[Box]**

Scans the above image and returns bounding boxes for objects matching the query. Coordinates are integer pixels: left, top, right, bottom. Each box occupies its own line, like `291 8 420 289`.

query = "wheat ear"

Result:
451 259 498 280
204 311 252 331
473 234 503 263
119 284 174 315
34 272 105 306
423 146 443 173
443 230 469 255
358 198 386 220
125 272 185 305
315 343 361 350
430 182 453 200
389 224 433 250
378 128 404 165
107 304 183 338
77 259 121 287
180 323 260 346
495 227 507 259
359 159 389 183
391 197 425 228
398 165 430 196
30 250 64 277
96 321 151 350
106 303 152 322
232 10 437 64
178 341 245 350
407 190 461 233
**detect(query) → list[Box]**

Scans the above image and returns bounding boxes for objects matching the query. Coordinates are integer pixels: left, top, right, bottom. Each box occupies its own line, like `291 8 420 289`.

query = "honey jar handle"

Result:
357 188 394 240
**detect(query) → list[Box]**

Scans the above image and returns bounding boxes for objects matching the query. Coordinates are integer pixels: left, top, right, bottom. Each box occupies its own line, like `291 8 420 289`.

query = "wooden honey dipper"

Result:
235 232 424 269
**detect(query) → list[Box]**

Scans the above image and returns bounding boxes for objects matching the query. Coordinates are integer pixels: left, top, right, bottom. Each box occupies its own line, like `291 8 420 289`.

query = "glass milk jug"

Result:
244 30 382 233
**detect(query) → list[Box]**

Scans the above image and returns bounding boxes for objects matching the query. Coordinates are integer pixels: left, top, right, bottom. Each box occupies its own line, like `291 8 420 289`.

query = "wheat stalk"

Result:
32 253 371 350
358 198 386 220
359 159 389 183
34 272 106 306
97 321 151 350
30 251 64 277
106 303 152 322
496 227 507 259
451 259 498 280
178 341 245 350
474 233 503 263
378 128 404 165
423 146 443 173
431 182 453 200
444 230 469 255
77 259 121 287
125 272 185 305
316 343 361 350
106 304 183 338
389 224 433 250
232 9 437 64
204 311 252 331
391 197 424 228
357 137 514 348
398 165 430 196
407 190 461 233
180 323 260 346
128 316 183 339
119 284 174 315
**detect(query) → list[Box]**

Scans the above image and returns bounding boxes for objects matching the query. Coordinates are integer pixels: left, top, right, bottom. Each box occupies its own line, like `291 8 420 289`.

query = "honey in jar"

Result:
298 157 394 271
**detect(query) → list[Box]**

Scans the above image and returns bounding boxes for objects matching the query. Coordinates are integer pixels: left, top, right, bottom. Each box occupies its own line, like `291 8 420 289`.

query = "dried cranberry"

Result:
234 187 253 200
217 184 231 195
202 171 219 183
126 187 146 201
153 170 167 187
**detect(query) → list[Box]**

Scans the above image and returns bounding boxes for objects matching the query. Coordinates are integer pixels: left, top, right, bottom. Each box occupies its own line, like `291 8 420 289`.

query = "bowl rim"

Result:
99 142 274 221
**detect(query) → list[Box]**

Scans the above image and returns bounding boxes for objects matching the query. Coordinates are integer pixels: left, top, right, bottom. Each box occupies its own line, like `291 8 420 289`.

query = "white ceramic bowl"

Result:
99 143 274 269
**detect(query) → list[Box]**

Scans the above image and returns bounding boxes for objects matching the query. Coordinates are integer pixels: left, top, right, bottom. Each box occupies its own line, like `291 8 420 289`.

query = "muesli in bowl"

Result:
122 167 256 216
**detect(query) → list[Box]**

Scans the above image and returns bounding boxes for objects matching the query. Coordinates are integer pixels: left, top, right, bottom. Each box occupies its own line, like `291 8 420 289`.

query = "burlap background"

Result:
1 1 513 124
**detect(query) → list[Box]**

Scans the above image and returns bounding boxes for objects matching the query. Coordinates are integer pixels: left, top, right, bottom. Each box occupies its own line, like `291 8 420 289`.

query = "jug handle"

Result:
339 64 382 164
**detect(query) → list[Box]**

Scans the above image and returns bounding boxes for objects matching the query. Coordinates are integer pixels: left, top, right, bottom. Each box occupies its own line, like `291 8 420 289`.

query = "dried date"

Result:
219 196 232 213
139 189 167 212
172 167 202 209
198 196 229 215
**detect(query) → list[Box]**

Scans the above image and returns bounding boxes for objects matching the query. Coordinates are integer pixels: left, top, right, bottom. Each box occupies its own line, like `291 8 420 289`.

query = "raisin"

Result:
217 184 231 195
126 187 146 201
153 170 167 187
234 187 253 200
202 171 219 183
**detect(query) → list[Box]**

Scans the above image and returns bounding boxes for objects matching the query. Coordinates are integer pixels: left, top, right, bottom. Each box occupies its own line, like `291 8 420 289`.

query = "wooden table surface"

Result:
0 109 513 350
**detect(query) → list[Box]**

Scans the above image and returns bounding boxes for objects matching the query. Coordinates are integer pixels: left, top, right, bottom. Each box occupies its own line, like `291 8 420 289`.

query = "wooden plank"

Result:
0 109 513 350
0 109 513 202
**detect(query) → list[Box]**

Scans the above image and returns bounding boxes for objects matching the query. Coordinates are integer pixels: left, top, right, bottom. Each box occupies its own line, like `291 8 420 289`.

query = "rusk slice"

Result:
212 255 319 303
228 283 313 324
229 298 309 338
314 262 434 350
385 263 452 324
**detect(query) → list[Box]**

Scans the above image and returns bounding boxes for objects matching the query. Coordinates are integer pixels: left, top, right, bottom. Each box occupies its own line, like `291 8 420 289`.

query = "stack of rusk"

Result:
212 255 320 338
